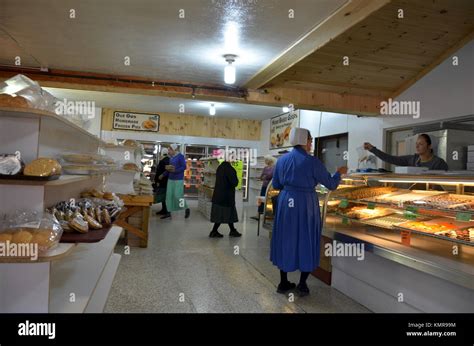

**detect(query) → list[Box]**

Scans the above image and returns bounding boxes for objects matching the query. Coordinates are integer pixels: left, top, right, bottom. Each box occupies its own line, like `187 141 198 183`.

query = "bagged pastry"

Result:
0 211 63 254
0 154 24 175
24 158 62 177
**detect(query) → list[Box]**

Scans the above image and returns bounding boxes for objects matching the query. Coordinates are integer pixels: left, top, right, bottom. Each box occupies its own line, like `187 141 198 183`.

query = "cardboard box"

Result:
468 152 474 162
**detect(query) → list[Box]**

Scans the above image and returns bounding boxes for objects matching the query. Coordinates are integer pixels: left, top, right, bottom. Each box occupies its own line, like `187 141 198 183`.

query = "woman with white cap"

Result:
270 127 347 296
161 144 190 219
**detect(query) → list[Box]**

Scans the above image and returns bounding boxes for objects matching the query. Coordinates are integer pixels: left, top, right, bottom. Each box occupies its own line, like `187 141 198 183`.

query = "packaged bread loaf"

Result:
24 158 62 177
0 154 24 175
0 94 30 108
0 211 63 254
123 163 140 171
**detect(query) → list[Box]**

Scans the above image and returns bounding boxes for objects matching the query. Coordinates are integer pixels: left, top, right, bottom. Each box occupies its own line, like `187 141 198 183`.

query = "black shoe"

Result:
185 208 190 219
160 213 171 219
209 231 223 238
296 283 310 297
229 229 242 237
277 281 296 294
156 210 166 215
250 216 259 221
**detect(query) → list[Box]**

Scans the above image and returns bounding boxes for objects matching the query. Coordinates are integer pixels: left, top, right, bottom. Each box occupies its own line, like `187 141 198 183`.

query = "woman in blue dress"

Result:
270 127 347 296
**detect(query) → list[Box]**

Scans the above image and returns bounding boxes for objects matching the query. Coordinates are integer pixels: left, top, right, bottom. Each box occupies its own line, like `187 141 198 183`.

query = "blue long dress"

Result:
270 146 341 272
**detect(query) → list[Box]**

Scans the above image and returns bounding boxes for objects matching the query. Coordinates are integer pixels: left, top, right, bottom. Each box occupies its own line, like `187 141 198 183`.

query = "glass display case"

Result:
263 173 474 264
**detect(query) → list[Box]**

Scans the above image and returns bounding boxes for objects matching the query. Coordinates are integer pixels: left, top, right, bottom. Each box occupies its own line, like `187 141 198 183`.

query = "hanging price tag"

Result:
339 199 349 208
456 212 472 222
401 230 411 246
405 206 418 213
367 202 376 210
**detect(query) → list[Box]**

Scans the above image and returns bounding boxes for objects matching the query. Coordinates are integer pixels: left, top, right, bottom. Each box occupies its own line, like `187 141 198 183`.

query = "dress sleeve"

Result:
370 147 414 166
272 160 283 190
173 155 187 174
313 157 340 191
227 165 239 188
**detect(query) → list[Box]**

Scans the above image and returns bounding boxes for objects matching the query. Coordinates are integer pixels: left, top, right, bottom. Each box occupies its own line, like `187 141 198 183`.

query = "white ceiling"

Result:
45 87 282 120
0 0 347 86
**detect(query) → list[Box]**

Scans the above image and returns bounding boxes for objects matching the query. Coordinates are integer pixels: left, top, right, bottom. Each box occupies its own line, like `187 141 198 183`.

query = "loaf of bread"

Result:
123 163 140 171
0 94 30 108
24 158 62 177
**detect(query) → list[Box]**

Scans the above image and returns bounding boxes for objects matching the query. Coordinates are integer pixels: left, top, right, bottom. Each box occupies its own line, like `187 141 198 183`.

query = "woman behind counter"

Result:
251 155 276 221
271 127 347 297
364 133 448 170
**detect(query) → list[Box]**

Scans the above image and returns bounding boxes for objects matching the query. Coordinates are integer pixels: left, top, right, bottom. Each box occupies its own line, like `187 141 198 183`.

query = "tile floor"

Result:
104 201 371 313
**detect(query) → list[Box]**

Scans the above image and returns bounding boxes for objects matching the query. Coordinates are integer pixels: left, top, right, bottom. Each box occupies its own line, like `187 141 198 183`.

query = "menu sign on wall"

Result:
269 110 299 149
113 111 159 132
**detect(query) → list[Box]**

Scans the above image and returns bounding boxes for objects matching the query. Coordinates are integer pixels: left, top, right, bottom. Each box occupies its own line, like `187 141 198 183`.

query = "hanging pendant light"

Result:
224 54 237 85
209 103 216 116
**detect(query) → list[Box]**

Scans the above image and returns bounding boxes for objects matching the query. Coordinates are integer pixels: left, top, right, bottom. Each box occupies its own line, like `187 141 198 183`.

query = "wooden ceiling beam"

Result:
242 0 391 90
0 68 384 115
0 68 245 102
246 87 383 116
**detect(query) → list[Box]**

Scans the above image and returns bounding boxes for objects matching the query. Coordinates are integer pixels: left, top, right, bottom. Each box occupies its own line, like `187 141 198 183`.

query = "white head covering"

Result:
161 148 168 156
289 127 309 146
169 143 179 151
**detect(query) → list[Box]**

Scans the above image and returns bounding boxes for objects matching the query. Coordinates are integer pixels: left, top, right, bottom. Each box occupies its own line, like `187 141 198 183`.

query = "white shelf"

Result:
84 253 121 313
49 226 122 313
0 106 106 146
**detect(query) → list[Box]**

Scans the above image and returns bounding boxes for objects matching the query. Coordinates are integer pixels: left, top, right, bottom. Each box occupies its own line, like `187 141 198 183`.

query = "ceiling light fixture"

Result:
209 103 216 116
224 54 237 85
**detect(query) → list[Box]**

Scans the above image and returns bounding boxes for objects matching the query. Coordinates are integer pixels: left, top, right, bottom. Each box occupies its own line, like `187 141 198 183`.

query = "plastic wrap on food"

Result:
0 74 59 113
0 154 24 175
0 210 63 255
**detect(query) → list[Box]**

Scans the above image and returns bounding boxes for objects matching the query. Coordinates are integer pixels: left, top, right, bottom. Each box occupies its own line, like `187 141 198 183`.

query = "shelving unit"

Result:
0 107 122 313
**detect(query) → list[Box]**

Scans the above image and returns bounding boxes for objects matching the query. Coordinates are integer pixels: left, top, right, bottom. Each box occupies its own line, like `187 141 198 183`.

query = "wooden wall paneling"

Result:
101 108 262 141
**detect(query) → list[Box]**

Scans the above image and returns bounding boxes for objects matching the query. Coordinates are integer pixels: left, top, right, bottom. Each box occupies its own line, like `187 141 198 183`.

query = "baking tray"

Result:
363 190 447 204
337 208 396 221
0 174 60 181
394 224 474 246
60 224 113 243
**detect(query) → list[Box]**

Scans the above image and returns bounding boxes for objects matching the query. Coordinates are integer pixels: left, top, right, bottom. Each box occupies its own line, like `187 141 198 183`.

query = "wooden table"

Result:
115 194 154 248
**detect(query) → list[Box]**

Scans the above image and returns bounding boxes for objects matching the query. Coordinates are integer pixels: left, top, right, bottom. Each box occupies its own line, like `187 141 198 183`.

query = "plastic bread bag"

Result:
0 210 64 255
0 74 59 113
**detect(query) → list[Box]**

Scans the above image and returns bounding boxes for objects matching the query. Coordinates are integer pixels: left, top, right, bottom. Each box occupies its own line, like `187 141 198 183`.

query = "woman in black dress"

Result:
209 161 242 238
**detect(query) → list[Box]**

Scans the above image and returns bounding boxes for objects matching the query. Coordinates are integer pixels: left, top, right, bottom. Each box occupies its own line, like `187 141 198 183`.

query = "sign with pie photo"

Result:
113 111 160 132
269 110 300 149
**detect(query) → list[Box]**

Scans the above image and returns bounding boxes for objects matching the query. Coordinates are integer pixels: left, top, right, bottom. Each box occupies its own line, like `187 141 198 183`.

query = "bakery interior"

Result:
0 0 474 315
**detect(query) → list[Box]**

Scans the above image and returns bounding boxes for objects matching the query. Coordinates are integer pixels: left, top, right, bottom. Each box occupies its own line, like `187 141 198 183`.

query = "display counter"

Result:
263 173 474 312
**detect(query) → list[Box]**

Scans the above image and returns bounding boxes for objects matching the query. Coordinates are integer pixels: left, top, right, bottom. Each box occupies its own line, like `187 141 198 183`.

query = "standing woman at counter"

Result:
271 128 347 297
364 134 448 170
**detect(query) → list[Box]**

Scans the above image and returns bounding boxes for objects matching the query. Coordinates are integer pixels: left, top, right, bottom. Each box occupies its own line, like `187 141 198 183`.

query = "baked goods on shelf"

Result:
369 190 446 204
0 154 24 175
123 163 140 172
404 194 474 211
0 212 64 253
123 139 139 147
341 206 395 220
337 187 397 201
24 158 62 177
48 194 123 234
0 94 30 108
